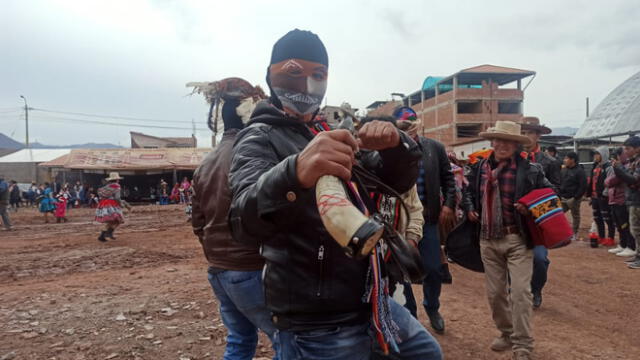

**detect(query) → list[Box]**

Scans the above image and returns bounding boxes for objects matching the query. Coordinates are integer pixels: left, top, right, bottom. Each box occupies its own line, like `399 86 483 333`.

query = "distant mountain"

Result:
550 127 578 136
0 133 122 149
0 133 25 149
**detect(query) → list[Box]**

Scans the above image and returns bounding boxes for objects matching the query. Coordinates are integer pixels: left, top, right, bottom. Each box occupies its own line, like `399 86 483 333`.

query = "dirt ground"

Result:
1 202 639 360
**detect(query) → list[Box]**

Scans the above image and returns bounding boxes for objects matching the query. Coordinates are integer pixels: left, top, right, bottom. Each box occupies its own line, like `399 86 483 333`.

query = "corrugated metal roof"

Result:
38 154 70 167
0 149 72 163
460 64 534 74
575 71 640 140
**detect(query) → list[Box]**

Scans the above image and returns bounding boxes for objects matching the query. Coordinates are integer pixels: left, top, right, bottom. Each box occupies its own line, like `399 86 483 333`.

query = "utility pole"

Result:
19 95 29 148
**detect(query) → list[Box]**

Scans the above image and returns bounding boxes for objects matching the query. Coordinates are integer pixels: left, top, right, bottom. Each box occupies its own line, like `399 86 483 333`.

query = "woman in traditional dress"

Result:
180 177 191 204
95 172 125 242
54 191 68 223
38 182 56 223
169 183 180 204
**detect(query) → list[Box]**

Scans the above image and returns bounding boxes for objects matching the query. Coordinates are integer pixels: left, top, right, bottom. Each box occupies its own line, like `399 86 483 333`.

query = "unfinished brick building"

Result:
368 65 536 149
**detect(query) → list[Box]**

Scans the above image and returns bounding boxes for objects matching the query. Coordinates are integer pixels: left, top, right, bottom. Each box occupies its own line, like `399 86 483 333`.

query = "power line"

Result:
28 114 210 131
30 107 195 124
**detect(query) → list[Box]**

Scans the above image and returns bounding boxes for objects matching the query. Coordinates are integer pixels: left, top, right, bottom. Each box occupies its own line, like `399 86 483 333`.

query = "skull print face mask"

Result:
269 58 328 121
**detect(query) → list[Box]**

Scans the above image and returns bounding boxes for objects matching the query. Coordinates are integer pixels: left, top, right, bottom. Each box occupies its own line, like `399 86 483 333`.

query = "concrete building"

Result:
367 65 536 154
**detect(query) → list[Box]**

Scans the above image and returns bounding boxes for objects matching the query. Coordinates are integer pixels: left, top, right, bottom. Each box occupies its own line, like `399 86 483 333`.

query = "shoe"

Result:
603 238 615 246
106 229 116 240
98 231 108 242
609 245 624 254
513 350 532 360
628 260 640 269
532 292 542 309
617 248 637 257
490 335 513 352
441 263 453 285
624 256 639 264
427 311 445 334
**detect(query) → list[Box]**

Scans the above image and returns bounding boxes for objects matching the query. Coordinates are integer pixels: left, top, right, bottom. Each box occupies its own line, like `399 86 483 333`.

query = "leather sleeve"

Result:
436 140 457 209
462 162 480 213
371 131 421 194
190 170 205 241
229 127 313 246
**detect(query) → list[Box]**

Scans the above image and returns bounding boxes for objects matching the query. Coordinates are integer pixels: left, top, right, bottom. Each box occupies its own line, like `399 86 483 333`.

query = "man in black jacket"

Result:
521 117 562 308
393 106 456 334
559 152 587 234
229 29 442 359
463 121 552 360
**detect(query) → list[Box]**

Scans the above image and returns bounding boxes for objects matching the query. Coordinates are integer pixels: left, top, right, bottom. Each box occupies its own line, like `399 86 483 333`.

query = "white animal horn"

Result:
316 175 383 258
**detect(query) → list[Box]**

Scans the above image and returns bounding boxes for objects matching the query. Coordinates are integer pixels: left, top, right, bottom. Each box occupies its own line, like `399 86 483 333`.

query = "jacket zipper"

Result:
316 244 325 297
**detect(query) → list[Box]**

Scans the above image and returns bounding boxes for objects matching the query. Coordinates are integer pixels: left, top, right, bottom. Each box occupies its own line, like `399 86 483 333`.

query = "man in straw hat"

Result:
520 116 562 309
463 121 553 360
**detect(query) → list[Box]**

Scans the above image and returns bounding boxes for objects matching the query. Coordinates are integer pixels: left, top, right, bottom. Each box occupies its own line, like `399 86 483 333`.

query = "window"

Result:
498 101 521 114
457 101 483 114
456 123 482 138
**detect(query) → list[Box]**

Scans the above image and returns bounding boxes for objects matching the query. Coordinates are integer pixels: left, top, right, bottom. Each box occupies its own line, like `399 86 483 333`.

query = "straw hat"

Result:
520 116 551 135
479 121 532 146
105 172 123 181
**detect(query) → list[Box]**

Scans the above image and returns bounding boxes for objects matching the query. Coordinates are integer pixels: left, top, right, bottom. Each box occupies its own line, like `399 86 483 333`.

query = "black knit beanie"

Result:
266 29 328 108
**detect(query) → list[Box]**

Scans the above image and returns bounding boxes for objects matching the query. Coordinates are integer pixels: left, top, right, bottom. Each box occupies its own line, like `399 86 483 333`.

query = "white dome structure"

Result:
575 71 640 139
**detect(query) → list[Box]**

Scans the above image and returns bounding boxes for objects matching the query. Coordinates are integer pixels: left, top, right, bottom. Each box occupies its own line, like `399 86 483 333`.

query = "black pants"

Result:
592 197 615 239
611 204 636 250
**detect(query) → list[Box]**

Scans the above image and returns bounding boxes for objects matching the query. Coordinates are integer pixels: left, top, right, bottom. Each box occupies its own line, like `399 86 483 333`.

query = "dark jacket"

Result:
587 162 610 199
559 164 587 199
229 101 420 330
462 154 553 249
612 156 640 206
416 136 456 224
191 129 264 271
10 184 21 203
530 150 562 187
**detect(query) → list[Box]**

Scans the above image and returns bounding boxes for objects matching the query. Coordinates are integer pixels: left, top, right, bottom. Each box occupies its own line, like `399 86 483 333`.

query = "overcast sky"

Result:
1 0 639 147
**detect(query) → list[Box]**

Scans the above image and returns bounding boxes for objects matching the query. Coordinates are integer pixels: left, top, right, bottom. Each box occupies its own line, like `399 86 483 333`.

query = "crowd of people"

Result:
2 28 638 360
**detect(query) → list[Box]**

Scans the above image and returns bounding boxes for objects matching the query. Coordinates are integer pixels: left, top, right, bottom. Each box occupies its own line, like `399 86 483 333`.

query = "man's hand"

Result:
514 203 530 216
406 233 420 249
296 130 358 189
467 211 479 222
439 206 456 230
357 120 400 150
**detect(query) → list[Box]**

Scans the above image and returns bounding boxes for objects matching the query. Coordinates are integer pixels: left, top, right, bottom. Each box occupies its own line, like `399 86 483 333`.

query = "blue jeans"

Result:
531 245 549 295
208 269 279 360
419 224 442 314
275 298 442 359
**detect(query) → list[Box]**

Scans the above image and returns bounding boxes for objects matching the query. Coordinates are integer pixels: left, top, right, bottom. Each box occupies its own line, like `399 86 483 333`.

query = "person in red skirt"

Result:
95 172 124 242
54 191 68 223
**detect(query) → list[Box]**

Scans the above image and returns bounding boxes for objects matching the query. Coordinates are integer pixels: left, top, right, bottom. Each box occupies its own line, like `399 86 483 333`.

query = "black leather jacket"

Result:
531 151 562 187
462 155 553 249
416 136 456 224
229 102 420 330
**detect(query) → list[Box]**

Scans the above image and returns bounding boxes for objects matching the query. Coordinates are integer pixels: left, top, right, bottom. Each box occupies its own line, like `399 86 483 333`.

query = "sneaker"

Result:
609 245 624 254
628 260 640 269
624 256 639 264
616 248 637 257
532 292 542 309
490 335 513 352
603 238 616 246
513 350 532 360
